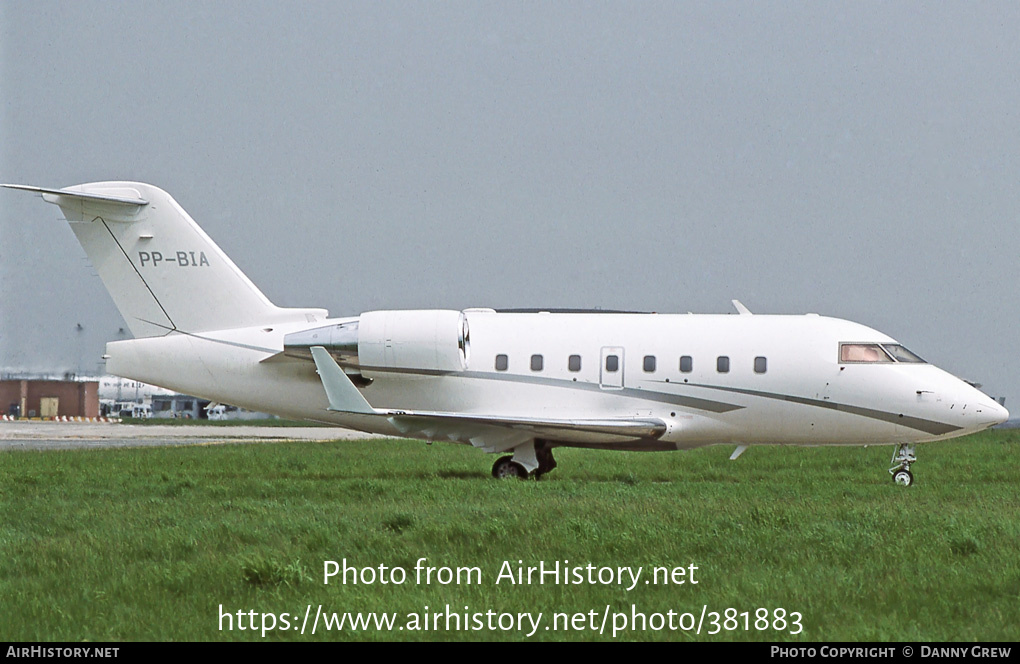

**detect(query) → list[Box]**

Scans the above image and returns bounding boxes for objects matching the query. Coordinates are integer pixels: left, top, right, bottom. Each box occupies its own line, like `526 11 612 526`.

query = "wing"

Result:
309 347 667 452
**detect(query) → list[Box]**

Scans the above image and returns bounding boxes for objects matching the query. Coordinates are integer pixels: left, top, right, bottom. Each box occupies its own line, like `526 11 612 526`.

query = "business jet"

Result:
4 182 1008 485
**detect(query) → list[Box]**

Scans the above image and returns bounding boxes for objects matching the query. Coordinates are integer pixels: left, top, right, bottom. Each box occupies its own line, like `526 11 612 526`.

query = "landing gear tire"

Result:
888 443 917 487
492 456 529 479
892 469 914 487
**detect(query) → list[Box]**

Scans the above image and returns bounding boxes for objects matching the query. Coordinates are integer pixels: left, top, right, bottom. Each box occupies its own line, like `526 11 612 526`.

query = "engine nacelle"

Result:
358 310 469 376
282 320 360 363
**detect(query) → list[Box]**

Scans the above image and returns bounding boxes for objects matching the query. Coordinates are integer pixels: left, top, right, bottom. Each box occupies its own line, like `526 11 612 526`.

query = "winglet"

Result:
310 346 376 414
729 445 749 460
732 300 752 315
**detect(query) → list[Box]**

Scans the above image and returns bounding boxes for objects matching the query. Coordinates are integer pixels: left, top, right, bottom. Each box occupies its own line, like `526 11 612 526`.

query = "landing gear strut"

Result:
888 443 916 487
535 440 557 478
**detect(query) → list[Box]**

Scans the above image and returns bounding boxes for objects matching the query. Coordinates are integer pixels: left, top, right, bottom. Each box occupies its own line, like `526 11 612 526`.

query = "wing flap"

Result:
390 412 666 440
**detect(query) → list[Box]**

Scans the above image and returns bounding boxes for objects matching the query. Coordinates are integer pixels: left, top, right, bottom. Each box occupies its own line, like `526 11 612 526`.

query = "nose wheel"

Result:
892 468 914 486
888 444 916 486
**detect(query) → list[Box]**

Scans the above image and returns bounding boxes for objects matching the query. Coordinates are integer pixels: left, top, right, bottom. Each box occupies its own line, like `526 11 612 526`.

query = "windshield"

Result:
881 344 925 363
839 343 926 364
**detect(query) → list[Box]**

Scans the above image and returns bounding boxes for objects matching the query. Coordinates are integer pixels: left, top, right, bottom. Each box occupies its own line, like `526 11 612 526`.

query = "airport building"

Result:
1 375 100 419
2 374 273 421
150 394 209 419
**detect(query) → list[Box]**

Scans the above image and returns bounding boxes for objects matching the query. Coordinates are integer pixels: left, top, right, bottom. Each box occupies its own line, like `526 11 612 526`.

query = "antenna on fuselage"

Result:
731 300 753 315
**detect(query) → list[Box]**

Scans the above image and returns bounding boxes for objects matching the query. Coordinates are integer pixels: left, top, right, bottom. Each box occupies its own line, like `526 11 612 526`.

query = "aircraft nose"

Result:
943 381 1009 433
970 397 1009 430
986 400 1009 426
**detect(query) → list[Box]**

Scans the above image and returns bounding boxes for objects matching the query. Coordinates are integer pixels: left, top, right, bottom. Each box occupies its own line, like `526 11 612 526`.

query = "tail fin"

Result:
4 182 326 336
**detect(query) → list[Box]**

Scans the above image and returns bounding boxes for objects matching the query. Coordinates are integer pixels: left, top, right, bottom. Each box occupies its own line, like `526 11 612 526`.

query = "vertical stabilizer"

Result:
5 182 326 336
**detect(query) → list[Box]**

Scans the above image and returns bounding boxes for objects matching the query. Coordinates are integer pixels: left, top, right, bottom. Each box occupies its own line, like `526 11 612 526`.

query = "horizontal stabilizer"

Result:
3 184 149 207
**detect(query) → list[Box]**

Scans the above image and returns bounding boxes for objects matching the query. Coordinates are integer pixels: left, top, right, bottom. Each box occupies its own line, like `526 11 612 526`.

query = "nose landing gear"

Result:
889 443 916 486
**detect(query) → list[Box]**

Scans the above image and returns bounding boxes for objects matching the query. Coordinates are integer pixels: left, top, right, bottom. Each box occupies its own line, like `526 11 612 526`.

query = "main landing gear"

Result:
491 456 528 479
888 443 917 487
491 440 558 480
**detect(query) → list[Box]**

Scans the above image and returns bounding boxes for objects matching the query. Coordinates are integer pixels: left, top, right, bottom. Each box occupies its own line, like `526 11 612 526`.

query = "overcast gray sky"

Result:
2 2 1018 405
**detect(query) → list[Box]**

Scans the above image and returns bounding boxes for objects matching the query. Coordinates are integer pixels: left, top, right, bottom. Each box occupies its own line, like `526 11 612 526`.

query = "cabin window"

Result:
568 355 582 372
605 355 619 372
643 355 656 372
531 354 544 371
679 356 693 373
754 356 767 374
495 354 508 371
717 356 730 373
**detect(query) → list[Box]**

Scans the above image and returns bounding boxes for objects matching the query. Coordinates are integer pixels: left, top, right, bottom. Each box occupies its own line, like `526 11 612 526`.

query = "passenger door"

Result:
600 347 624 389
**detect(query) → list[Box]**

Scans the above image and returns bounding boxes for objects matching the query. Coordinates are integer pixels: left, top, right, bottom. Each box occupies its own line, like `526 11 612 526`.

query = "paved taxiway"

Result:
0 421 382 451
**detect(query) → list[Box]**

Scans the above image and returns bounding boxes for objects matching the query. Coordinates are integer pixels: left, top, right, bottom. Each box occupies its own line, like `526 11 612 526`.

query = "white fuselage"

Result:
104 309 1007 451
10 180 1005 481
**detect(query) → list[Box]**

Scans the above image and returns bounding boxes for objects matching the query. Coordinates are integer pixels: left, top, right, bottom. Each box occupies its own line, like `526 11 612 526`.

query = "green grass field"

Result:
2 430 1018 641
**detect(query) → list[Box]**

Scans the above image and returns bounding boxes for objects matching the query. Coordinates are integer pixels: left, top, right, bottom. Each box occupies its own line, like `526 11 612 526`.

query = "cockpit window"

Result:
839 343 926 364
841 343 892 362
881 344 926 363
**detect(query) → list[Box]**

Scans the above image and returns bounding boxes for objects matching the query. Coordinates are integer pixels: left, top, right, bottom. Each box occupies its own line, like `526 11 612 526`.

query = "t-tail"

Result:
3 182 326 336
